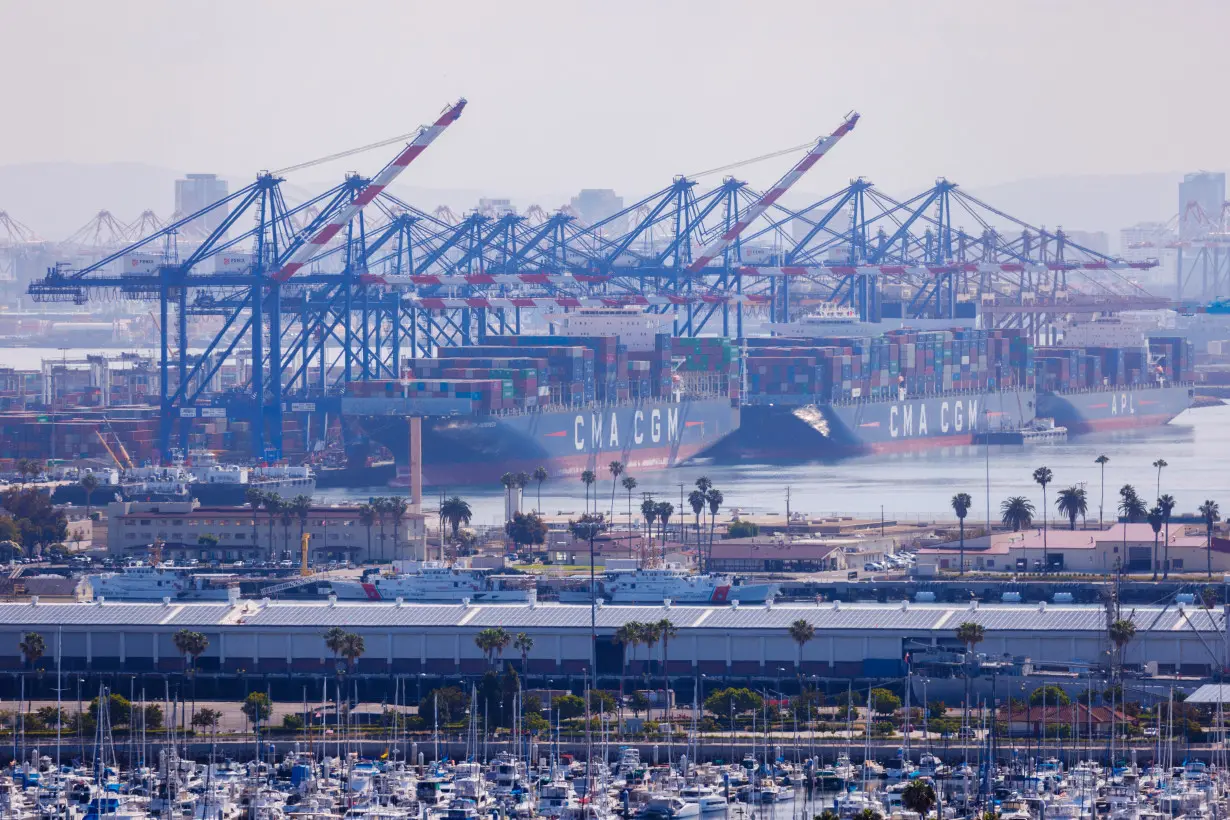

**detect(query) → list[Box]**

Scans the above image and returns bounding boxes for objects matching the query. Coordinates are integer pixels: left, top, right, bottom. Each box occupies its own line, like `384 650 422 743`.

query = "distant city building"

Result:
1120 221 1178 290
569 189 626 233
1062 230 1109 256
1179 171 1226 239
174 174 229 239
477 197 516 216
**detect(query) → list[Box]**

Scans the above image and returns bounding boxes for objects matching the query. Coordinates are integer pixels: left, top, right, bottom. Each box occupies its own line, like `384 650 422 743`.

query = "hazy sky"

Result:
2 1 1226 201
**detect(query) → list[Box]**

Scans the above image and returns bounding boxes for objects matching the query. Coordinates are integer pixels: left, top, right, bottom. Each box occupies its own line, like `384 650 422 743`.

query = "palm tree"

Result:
622 475 638 547
532 466 548 514
1153 458 1168 500
387 497 409 562
357 503 375 562
581 470 597 514
1032 466 1054 571
1095 454 1110 527
18 631 45 670
1119 485 1146 570
950 493 972 575
788 619 815 678
372 497 391 561
614 622 641 699
500 473 516 521
655 501 674 547
475 627 512 667
1056 486 1088 531
1108 617 1137 682
513 632 534 673
291 494 312 551
263 493 283 560
173 628 209 725
640 498 658 557
323 626 347 665
608 461 624 522
245 487 266 557
338 632 365 673
901 781 936 817
1158 494 1176 579
1147 505 1164 581
688 490 706 553
80 472 99 517
655 619 678 706
640 621 662 705
279 505 295 559
1200 500 1221 580
440 496 473 543
956 621 985 728
706 488 724 570
1000 496 1035 532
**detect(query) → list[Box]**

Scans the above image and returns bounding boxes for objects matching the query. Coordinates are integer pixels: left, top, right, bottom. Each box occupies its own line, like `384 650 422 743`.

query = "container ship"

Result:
344 309 741 485
708 326 1195 462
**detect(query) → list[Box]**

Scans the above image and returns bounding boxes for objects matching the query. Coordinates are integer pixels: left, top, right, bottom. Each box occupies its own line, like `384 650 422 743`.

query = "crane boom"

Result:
686 111 859 274
271 98 468 283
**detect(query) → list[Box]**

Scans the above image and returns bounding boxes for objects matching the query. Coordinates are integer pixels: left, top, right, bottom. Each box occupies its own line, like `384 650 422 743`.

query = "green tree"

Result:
553 693 586 720
726 519 758 539
704 687 764 718
172 629 209 673
622 475 638 551
18 631 44 670
901 780 936 816
505 512 547 552
241 692 273 727
1 488 67 553
1028 685 1070 706
1200 500 1221 580
1000 496 1035 532
956 621 985 726
323 626 347 666
870 688 901 715
372 497 391 561
191 708 222 733
951 492 972 574
1032 466 1053 569
89 693 131 726
1056 485 1088 530
281 713 305 731
419 686 468 724
655 618 678 705
927 700 947 720
614 622 643 698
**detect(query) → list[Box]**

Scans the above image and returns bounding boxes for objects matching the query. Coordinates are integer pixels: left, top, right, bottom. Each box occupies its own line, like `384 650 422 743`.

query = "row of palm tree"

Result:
946 455 1222 579
355 497 410 562
613 619 678 711
473 627 535 669
322 626 366 672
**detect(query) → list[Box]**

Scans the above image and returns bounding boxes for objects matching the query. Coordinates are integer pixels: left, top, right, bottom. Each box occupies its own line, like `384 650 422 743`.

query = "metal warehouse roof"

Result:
0 600 1217 633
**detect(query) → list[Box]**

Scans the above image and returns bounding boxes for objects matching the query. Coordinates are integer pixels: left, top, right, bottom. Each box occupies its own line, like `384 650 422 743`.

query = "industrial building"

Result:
104 500 427 563
0 599 1220 683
